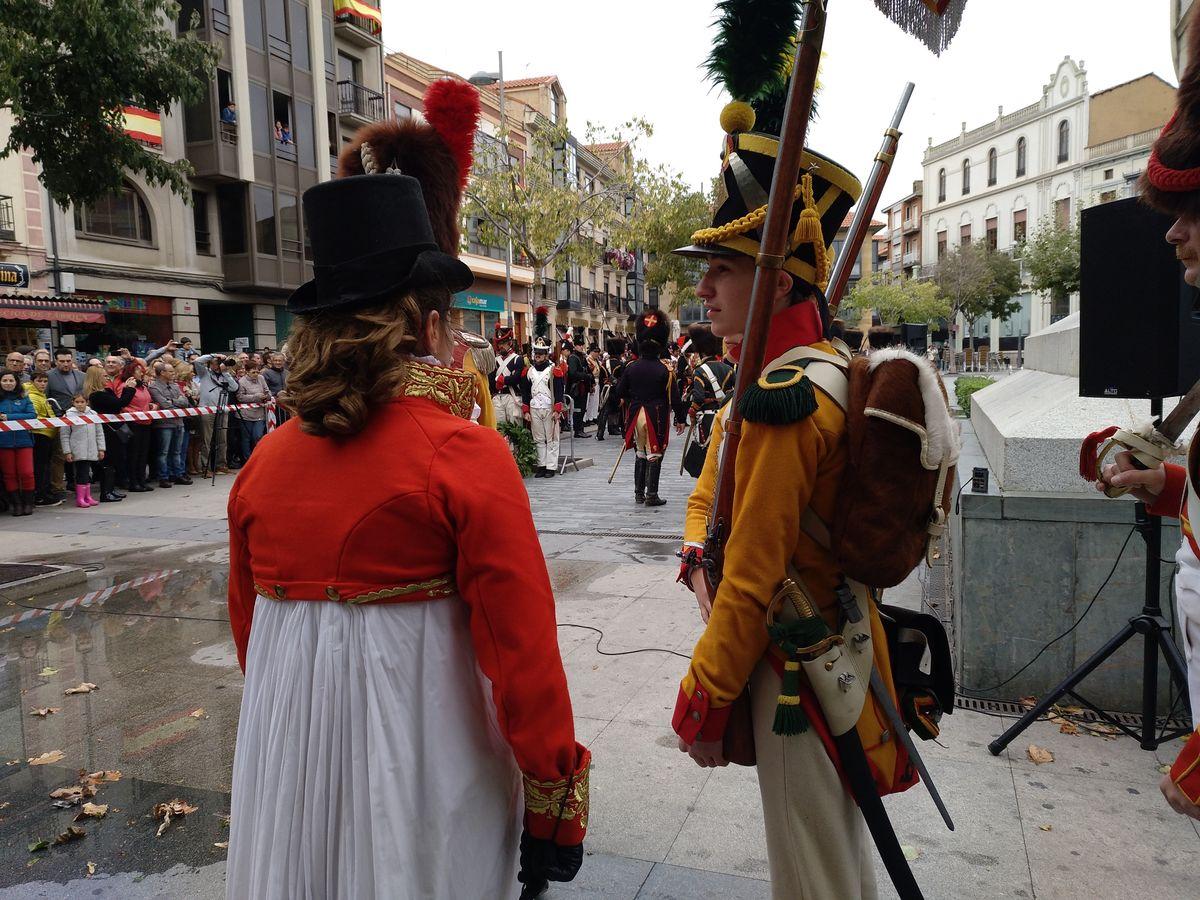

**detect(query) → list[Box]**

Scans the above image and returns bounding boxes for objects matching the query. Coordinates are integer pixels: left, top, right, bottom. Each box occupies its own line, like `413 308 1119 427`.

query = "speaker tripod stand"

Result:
989 400 1193 754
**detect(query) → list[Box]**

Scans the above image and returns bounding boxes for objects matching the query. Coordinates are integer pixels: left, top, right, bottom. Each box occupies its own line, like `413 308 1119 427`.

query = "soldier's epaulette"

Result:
737 362 817 425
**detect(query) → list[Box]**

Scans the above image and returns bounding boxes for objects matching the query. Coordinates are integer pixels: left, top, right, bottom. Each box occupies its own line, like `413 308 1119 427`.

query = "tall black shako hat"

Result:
673 0 862 294
635 309 670 358
288 79 481 313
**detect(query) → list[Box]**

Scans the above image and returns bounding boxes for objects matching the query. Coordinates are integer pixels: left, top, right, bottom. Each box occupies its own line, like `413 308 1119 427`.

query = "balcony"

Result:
337 80 384 127
0 195 14 243
903 251 919 267
334 2 382 48
903 219 919 234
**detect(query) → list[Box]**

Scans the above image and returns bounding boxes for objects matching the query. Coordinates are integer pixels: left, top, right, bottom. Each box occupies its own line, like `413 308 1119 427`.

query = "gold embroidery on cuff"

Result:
399 361 476 420
523 764 591 831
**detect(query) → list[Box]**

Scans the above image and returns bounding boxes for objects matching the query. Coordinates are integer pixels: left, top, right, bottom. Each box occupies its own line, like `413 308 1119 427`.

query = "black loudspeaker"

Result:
1080 196 1200 399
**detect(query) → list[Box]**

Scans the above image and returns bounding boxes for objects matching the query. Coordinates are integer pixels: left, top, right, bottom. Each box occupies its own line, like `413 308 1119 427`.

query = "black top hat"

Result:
287 175 472 313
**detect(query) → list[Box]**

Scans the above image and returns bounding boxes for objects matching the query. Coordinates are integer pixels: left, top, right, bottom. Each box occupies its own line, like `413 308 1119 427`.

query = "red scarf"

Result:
726 301 825 364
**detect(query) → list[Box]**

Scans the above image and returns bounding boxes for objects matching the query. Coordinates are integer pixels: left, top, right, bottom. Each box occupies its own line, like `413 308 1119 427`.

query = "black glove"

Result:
517 829 583 896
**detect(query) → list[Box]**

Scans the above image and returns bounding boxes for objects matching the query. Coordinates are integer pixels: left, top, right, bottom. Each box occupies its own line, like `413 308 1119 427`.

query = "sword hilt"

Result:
1094 428 1172 498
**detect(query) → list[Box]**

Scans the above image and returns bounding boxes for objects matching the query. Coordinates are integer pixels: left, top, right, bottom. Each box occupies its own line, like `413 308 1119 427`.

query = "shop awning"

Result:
0 293 107 325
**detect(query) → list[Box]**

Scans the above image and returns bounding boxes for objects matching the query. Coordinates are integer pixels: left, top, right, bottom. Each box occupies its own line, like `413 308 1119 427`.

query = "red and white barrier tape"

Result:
0 569 179 629
0 400 280 433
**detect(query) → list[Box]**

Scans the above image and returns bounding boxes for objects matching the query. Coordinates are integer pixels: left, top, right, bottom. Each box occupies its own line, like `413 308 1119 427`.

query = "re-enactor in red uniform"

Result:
225 81 590 898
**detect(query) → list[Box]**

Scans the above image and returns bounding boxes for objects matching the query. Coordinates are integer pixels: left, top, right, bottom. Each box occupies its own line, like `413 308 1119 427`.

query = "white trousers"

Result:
750 658 878 900
494 393 522 427
530 407 559 471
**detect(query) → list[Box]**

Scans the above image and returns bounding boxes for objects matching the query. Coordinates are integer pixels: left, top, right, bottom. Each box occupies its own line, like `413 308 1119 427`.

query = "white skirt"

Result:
227 595 523 899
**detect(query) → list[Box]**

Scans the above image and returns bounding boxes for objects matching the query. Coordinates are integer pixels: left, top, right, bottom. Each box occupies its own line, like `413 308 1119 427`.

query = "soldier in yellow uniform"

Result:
670 93 909 896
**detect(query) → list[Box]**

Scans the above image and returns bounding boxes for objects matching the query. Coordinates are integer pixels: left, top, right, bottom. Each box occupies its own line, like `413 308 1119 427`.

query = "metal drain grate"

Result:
955 694 1191 731
539 528 685 542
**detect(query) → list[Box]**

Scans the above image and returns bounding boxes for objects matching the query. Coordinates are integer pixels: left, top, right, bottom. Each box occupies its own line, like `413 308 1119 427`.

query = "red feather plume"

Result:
423 78 481 191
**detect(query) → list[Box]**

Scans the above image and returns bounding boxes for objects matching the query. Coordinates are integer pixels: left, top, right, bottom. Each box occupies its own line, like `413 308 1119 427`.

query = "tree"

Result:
934 240 1022 369
465 120 644 302
840 273 949 332
0 1 219 208
1021 217 1081 320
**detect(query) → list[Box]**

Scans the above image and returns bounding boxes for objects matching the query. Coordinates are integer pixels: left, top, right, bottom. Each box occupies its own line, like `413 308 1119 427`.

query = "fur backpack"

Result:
748 342 960 587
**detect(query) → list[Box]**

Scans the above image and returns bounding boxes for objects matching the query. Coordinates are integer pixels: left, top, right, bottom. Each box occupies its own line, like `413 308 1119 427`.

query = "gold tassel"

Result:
790 173 830 291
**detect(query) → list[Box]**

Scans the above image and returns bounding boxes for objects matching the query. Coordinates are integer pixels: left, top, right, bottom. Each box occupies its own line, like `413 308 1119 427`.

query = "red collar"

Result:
727 301 824 364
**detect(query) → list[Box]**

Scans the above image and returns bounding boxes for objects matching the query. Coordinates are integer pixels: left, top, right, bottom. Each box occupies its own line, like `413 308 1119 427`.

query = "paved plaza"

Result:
0 413 1198 898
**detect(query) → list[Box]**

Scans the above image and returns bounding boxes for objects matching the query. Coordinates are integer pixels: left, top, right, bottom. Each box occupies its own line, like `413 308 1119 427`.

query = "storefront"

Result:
66 292 174 358
0 293 108 354
450 286 505 340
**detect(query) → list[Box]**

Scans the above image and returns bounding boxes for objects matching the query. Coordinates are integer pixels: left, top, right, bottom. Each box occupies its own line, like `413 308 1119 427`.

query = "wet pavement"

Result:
0 424 1198 897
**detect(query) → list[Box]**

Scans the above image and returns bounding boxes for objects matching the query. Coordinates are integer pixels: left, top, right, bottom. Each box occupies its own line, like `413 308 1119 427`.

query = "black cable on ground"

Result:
959 524 1138 696
558 623 692 660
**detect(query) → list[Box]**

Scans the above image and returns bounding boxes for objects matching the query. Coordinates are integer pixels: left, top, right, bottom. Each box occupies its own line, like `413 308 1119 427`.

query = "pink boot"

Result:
74 486 89 508
84 484 100 507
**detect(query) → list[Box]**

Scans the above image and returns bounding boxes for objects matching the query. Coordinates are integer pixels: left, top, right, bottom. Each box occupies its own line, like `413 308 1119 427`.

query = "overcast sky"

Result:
382 0 1177 211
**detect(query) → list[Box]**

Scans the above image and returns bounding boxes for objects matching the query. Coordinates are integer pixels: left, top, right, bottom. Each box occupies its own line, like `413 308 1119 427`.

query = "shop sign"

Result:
106 296 149 313
231 337 250 352
452 290 505 314
0 264 29 289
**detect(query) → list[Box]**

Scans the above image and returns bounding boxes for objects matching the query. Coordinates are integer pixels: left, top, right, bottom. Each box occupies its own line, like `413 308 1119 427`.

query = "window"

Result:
987 148 997 187
217 184 247 254
327 111 339 160
291 2 310 71
322 15 334 79
273 91 295 161
1100 190 1118 204
266 0 288 51
1055 197 1071 230
183 78 213 142
985 216 998 250
193 190 212 255
1016 137 1026 177
937 231 947 260
338 52 361 84
279 192 300 258
177 0 204 32
295 100 316 168
960 223 971 246
1013 208 1027 245
1103 168 1114 181
394 101 412 120
1058 120 1070 163
249 82 270 155
244 0 264 50
254 186 277 255
74 182 153 244
962 158 970 195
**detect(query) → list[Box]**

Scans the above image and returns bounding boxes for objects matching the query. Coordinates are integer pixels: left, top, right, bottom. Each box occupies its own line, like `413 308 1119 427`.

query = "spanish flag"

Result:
334 0 382 35
122 106 163 148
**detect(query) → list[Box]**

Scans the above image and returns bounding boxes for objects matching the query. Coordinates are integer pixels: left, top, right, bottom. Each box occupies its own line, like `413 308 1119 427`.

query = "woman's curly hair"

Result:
283 286 452 437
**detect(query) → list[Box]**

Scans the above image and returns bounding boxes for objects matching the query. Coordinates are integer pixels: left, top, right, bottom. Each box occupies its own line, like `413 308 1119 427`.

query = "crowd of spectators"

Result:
0 341 289 516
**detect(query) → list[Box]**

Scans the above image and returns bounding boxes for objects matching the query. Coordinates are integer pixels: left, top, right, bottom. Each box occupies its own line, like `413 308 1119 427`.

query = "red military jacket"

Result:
227 360 590 843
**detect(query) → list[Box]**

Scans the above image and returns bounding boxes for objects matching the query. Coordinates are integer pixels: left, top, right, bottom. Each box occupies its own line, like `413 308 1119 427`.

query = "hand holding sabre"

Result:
1095 450 1167 505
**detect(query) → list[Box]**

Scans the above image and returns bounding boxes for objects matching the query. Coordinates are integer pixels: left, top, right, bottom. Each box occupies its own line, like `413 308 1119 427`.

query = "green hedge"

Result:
498 421 538 477
954 376 995 418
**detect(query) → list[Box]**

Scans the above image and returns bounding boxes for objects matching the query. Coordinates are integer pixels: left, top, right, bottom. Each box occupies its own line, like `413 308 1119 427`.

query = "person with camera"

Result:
194 352 239 476
148 362 192 489
1097 16 1200 823
225 93 588 898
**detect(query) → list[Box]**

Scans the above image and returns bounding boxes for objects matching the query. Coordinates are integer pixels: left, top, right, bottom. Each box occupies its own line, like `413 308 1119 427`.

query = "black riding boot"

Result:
644 458 666 507
634 457 647 504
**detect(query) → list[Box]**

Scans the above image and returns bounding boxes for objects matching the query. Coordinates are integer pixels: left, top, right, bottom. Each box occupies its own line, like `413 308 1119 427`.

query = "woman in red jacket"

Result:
225 83 589 899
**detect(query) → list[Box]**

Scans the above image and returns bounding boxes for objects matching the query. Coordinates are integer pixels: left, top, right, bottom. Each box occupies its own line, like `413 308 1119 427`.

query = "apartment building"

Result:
0 0 385 357
876 182 923 279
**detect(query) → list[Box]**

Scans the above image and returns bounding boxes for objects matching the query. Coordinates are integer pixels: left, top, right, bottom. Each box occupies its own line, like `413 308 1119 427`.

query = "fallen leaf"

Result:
38 667 59 677
30 707 61 718
189 708 207 719
79 770 121 786
28 840 48 852
28 750 64 766
214 841 229 850
5 759 20 766
86 862 96 877
1 625 14 633
1027 744 1055 765
1159 763 1173 774
63 683 98 696
0 801 9 810
1058 721 1079 735
1039 824 1053 832
74 803 108 821
153 799 199 837
49 785 94 805
1018 696 1037 709
902 845 922 861
52 826 86 846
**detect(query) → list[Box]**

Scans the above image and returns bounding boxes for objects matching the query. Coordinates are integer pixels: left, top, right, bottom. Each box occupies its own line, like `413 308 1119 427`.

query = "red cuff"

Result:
522 404 530 414
523 745 591 845
1147 462 1187 519
496 375 506 390
672 683 732 744
554 402 563 413
677 546 704 589
1171 729 1200 804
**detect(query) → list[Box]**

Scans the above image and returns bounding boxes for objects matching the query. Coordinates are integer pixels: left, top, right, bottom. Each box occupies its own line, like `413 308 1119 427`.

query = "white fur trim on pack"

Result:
866 347 960 469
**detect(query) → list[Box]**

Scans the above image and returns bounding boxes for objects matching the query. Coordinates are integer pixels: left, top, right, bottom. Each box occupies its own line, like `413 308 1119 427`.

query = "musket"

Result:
827 82 916 312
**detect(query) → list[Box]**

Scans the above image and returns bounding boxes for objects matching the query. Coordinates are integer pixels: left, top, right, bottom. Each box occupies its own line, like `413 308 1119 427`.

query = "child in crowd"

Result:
60 394 105 508
0 371 36 515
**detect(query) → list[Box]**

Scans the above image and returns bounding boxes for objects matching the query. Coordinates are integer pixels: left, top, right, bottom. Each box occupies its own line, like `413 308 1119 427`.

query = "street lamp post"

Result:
469 54 515 335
